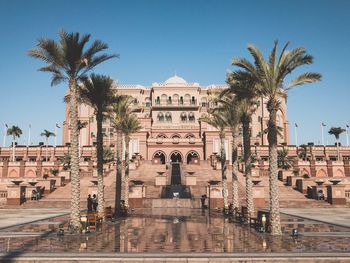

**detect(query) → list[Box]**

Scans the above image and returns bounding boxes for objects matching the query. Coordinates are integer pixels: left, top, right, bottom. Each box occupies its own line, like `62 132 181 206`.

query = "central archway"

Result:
153 151 166 164
170 151 182 163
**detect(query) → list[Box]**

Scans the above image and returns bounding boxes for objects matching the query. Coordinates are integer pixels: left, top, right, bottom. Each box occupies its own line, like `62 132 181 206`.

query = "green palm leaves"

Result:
28 30 117 232
227 41 321 235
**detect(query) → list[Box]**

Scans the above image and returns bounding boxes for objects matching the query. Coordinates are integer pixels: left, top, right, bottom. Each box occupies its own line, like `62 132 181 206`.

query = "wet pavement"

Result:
0 208 350 257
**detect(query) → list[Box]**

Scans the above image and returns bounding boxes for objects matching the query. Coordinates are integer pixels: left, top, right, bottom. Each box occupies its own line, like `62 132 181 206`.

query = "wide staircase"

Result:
10 160 347 209
161 163 191 198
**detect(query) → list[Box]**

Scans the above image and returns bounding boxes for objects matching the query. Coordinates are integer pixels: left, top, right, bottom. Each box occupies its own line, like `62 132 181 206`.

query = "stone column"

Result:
2 160 9 178
344 160 350 177
327 160 333 177
310 160 316 177
7 184 26 205
36 161 42 178
19 161 25 177
327 185 346 205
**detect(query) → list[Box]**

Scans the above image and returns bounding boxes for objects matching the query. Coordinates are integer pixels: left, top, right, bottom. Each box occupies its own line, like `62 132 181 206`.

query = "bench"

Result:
87 212 102 231
104 206 113 220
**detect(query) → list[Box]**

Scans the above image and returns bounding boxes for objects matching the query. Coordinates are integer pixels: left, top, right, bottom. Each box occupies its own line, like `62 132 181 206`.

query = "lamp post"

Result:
55 123 61 147
27 124 31 147
346 125 349 147
321 123 326 146
294 123 298 146
3 124 8 147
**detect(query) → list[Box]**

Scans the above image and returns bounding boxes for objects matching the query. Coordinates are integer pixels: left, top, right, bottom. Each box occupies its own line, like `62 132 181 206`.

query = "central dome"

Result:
164 74 187 85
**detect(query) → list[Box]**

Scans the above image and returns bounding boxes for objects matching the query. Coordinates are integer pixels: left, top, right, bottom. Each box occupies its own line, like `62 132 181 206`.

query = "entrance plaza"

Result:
0 208 350 262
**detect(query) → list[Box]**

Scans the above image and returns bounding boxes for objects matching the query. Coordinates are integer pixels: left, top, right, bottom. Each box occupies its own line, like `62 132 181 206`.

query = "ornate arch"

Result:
25 169 35 177
316 169 327 177
186 151 200 164
334 169 345 177
8 169 18 178
169 150 183 163
153 151 166 164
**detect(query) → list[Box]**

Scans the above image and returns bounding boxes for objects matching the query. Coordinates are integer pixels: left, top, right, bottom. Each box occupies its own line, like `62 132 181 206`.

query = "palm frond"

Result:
287 72 321 89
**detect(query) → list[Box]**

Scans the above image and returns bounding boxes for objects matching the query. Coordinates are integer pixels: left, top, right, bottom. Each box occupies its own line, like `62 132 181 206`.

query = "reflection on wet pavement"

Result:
0 208 350 254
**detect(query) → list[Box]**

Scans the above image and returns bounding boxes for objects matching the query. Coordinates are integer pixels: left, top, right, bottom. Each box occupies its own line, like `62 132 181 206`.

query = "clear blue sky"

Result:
0 0 349 146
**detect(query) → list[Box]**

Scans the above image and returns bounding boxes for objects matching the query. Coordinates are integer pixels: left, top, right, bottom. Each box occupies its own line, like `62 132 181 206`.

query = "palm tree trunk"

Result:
124 135 130 208
115 130 122 216
220 132 228 209
68 79 81 232
12 136 15 162
267 106 282 235
96 112 105 218
231 125 239 210
242 115 254 217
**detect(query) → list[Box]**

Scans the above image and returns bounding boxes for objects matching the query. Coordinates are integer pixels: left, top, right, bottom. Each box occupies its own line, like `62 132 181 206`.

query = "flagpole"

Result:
346 125 349 147
54 124 57 147
321 123 325 146
3 124 7 147
27 124 31 147
294 123 298 146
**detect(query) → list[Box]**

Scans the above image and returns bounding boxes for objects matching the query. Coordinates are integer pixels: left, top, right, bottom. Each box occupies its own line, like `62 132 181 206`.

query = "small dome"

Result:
164 74 187 85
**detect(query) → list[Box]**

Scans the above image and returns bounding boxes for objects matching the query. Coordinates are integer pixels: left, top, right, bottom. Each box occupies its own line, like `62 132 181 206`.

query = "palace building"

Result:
62 75 289 164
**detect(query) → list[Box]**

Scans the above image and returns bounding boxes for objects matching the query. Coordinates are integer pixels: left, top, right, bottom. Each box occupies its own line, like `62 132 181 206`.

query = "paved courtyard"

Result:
0 207 350 262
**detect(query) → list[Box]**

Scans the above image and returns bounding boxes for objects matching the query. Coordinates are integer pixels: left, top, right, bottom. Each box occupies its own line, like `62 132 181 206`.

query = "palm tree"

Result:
232 41 321 235
7 126 22 162
277 148 294 171
201 111 229 209
120 114 141 208
111 96 133 216
328 127 346 161
28 30 117 232
226 76 259 218
80 74 116 218
40 129 55 161
212 94 242 211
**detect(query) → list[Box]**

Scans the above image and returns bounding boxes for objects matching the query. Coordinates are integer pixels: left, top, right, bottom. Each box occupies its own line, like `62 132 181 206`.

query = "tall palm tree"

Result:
80 74 116 218
40 129 55 161
226 76 259 218
7 126 22 162
222 96 242 209
28 30 117 232
201 111 229 209
120 114 141 208
111 96 133 216
212 94 242 211
232 41 321 235
328 127 346 161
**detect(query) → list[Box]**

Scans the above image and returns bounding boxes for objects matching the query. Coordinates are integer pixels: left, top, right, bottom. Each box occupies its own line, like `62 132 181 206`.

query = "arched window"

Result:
180 96 184 105
156 134 167 138
165 112 172 122
180 112 187 122
145 97 151 107
201 97 207 107
188 112 195 122
167 96 172 105
156 96 160 105
157 112 164 122
191 96 196 105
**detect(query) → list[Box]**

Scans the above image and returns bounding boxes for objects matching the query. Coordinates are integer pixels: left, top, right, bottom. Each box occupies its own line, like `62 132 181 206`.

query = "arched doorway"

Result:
153 151 166 164
170 151 182 163
186 151 199 164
